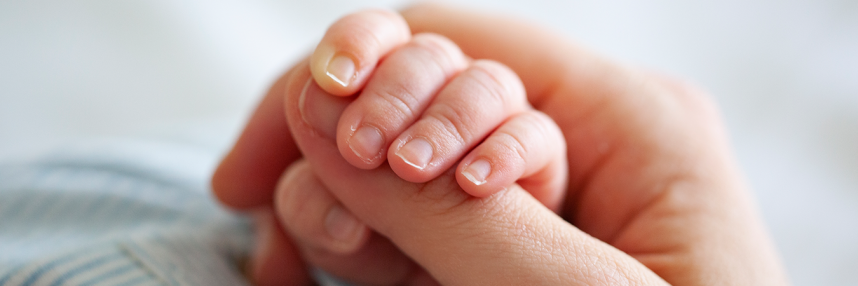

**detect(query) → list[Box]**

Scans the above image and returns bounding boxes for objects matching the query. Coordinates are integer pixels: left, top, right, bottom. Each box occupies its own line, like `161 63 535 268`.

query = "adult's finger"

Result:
275 159 370 254
248 209 312 286
275 160 438 286
284 65 667 285
211 63 303 209
310 9 411 96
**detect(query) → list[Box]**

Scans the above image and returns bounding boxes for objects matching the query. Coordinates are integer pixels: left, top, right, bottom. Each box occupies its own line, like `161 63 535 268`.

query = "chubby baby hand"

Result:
308 10 568 208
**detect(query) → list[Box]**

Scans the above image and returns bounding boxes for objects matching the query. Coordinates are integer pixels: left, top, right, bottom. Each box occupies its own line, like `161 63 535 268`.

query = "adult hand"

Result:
213 3 789 285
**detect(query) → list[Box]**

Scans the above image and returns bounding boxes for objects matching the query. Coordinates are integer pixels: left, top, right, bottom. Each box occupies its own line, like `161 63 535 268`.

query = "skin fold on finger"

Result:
311 9 411 96
336 33 468 169
249 209 312 286
211 63 303 210
455 110 568 212
283 62 667 285
387 60 528 183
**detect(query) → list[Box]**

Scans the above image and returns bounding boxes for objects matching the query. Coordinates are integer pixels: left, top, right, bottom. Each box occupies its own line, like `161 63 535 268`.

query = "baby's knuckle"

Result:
469 60 526 104
426 103 474 145
493 130 529 165
411 33 465 72
522 111 554 141
373 85 419 122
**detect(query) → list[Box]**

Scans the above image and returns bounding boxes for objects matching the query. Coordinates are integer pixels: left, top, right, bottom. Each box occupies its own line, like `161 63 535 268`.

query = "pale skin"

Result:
212 3 790 286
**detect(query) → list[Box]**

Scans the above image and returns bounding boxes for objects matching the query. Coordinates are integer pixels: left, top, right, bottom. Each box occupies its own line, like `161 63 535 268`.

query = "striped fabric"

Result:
0 141 252 286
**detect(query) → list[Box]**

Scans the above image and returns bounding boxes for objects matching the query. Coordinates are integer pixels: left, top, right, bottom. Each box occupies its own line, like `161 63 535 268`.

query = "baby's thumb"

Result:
283 65 666 285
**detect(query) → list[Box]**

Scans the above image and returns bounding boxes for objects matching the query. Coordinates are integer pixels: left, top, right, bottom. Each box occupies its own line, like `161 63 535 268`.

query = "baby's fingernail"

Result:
326 54 356 87
299 78 350 139
395 138 433 170
325 205 363 243
348 125 384 162
462 159 491 186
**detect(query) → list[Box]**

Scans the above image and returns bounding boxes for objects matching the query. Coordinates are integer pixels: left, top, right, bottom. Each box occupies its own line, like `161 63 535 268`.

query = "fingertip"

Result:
210 151 247 209
311 9 411 96
388 137 436 183
456 150 524 199
456 158 497 197
337 123 387 170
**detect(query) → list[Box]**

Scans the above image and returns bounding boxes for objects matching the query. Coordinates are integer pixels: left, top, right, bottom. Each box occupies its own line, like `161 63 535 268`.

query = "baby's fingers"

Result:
336 33 468 169
311 9 411 95
456 110 568 212
388 60 529 182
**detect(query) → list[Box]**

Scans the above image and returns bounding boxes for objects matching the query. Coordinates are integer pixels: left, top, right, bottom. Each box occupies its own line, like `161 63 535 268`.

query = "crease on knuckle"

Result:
521 111 555 144
412 33 462 75
374 85 418 122
469 63 514 107
426 103 472 146
494 129 529 166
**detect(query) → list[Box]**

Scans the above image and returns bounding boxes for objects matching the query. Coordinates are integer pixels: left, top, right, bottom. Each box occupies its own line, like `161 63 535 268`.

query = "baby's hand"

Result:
308 10 568 208
235 10 572 285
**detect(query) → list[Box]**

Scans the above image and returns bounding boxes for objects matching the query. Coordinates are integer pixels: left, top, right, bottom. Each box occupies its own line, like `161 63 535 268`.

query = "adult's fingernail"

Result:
462 159 491 186
299 78 351 139
325 205 363 243
395 138 433 170
326 54 356 87
348 125 384 162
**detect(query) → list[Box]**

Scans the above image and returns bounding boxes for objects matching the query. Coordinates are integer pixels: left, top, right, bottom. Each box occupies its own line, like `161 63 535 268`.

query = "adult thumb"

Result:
283 64 666 285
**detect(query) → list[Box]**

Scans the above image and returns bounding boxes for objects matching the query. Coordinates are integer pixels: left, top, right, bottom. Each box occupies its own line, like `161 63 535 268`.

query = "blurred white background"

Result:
1 0 856 284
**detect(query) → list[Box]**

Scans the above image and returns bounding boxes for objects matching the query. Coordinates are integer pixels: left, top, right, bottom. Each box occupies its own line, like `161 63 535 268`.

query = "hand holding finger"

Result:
283 64 668 284
275 160 439 285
